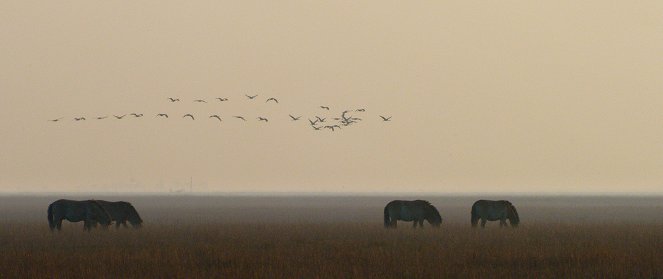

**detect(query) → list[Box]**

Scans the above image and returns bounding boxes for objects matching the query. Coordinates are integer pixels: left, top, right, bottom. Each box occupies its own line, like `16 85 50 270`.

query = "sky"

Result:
1 1 661 193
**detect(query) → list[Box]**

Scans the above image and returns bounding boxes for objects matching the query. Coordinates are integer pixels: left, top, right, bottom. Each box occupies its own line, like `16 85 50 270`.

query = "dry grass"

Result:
2 222 663 278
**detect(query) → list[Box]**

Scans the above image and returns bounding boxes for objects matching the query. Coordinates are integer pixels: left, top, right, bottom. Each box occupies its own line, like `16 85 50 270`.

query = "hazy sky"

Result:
1 1 661 193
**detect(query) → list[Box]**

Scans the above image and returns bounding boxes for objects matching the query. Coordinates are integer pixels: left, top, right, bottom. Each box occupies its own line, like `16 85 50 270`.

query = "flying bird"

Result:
183 114 195 120
312 126 322 130
74 117 86 121
168 98 180 102
289 115 301 121
266 98 278 103
157 113 169 118
49 117 63 122
193 99 207 103
320 106 330 110
380 115 392 121
257 117 269 122
131 113 143 117
325 125 340 131
245 94 258 99
315 116 326 123
216 97 229 102
114 114 126 119
209 115 222 122
96 116 108 120
308 119 318 125
356 108 365 112
233 116 246 121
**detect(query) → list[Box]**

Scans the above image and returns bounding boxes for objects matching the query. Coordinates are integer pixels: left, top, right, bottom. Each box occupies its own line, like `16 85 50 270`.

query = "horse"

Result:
94 200 143 229
470 200 520 228
47 199 112 231
384 200 443 228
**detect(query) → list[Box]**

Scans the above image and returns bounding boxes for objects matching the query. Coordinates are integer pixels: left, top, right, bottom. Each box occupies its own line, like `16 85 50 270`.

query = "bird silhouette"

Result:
312 126 322 130
234 116 246 121
315 116 326 123
114 114 126 119
74 117 86 121
216 98 229 102
183 114 195 120
257 117 268 122
289 115 301 121
380 115 392 121
308 119 318 125
49 117 63 122
320 106 330 110
266 98 278 103
356 108 365 112
131 113 143 117
193 99 207 103
325 125 340 131
96 116 108 120
168 98 180 102
157 113 169 118
210 115 222 122
245 94 258 99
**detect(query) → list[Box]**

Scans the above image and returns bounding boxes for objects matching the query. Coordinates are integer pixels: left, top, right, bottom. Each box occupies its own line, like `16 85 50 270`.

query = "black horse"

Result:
95 200 143 229
384 200 442 228
471 200 520 228
47 199 112 231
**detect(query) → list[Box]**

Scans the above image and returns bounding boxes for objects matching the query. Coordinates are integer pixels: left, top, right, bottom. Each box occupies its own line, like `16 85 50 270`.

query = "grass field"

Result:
1 195 663 278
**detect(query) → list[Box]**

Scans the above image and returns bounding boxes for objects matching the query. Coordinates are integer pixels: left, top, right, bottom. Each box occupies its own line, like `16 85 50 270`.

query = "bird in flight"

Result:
74 117 86 121
193 99 207 103
114 114 126 119
168 98 180 102
315 116 326 123
257 117 269 122
289 115 301 121
380 115 392 121
266 98 278 103
183 114 195 120
356 108 365 112
320 106 330 110
308 119 318 125
131 113 143 117
216 97 229 102
312 126 322 130
245 94 258 99
325 125 341 131
49 117 63 122
157 113 169 118
209 115 222 122
233 116 246 121
96 116 108 120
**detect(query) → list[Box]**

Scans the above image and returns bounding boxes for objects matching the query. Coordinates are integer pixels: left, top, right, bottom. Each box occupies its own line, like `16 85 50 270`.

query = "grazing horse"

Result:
47 199 112 231
471 200 520 228
384 200 442 228
95 200 143 229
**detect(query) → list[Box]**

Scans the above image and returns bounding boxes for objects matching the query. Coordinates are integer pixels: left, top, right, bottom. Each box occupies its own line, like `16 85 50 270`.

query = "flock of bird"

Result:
49 94 392 132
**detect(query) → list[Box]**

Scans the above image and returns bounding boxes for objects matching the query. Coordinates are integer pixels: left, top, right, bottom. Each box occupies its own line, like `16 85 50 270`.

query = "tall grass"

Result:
2 222 662 278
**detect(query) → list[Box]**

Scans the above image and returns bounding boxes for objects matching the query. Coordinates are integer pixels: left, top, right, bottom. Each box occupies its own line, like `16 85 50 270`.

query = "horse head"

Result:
126 204 143 229
507 204 520 227
425 205 443 228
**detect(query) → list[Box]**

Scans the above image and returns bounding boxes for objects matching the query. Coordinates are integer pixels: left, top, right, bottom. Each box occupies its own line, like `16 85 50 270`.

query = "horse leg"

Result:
480 218 487 228
418 220 424 228
116 221 121 229
56 218 63 231
500 218 507 228
122 221 128 228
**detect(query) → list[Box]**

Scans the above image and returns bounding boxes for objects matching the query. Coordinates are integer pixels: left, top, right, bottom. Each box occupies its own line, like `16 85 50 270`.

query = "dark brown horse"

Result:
471 200 520 228
47 200 112 231
95 200 143 229
384 200 442 228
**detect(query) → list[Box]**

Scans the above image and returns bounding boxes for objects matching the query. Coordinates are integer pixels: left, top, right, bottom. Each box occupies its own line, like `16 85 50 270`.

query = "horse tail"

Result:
47 203 55 230
384 205 391 228
471 203 479 228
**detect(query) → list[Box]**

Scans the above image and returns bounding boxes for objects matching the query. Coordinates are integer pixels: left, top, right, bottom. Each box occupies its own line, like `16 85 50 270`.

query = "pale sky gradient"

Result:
1 1 662 193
